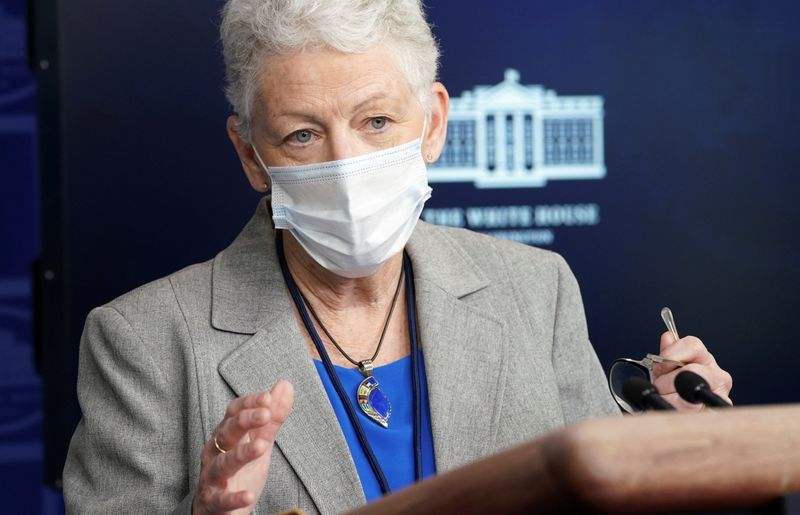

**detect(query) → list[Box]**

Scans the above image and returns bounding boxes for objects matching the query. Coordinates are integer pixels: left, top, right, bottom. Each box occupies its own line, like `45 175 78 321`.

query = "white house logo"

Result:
422 69 605 246
429 69 605 189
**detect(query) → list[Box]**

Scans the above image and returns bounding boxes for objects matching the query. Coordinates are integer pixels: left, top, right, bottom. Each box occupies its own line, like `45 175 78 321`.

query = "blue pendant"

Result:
357 375 391 428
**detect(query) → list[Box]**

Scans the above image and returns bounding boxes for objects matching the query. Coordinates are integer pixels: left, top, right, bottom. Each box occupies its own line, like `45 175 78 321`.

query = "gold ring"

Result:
214 435 227 454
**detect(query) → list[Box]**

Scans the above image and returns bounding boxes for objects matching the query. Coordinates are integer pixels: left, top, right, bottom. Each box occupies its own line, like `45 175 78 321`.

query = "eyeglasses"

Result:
607 353 685 413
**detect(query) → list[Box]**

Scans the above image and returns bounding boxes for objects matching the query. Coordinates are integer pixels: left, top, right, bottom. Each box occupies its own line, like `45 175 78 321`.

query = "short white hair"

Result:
220 0 441 143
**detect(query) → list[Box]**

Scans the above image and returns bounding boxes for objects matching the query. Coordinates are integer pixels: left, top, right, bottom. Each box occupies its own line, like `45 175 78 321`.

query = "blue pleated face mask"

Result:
254 126 432 278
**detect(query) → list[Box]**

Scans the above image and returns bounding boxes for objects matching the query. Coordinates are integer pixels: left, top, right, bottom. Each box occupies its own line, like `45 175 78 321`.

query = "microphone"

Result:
622 377 676 411
675 370 732 408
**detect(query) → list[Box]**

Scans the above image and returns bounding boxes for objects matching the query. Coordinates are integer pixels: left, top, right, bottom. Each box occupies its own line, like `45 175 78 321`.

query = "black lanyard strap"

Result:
275 231 423 496
405 252 423 482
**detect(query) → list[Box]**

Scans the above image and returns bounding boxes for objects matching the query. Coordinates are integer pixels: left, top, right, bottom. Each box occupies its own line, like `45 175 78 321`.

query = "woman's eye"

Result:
369 117 388 130
291 130 313 144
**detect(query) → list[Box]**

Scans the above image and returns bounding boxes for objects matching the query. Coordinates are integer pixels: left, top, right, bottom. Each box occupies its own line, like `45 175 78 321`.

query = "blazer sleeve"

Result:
63 305 195 515
550 255 621 423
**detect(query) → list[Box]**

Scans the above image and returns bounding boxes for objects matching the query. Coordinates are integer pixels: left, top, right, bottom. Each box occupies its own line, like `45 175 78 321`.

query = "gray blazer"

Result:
63 198 618 514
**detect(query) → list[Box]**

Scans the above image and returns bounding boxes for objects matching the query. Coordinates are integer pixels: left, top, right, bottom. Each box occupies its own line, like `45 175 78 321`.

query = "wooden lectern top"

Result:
346 404 800 514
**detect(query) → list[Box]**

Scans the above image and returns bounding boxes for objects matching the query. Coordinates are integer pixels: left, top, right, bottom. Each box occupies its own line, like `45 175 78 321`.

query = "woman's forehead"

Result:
256 47 416 118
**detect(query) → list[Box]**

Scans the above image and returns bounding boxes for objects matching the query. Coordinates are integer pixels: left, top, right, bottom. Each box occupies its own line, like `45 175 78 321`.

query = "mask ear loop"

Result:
420 117 433 163
252 146 272 193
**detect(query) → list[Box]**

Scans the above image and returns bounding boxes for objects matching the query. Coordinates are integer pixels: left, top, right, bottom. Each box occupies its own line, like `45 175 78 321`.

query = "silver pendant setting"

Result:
356 360 391 428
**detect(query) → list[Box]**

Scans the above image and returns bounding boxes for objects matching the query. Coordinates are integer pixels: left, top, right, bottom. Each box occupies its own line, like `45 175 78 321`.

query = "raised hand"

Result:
192 380 294 515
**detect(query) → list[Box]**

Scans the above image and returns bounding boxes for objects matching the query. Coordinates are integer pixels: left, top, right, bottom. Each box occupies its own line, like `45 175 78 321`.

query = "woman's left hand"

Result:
652 332 733 411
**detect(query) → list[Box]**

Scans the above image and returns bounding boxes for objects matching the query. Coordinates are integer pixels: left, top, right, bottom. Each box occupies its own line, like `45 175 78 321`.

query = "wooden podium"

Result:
346 405 800 514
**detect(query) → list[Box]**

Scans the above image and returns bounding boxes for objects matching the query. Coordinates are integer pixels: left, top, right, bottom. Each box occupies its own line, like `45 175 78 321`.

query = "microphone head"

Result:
675 370 709 404
622 376 659 410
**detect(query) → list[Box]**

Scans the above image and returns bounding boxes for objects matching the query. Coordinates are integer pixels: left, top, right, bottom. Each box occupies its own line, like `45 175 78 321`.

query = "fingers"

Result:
653 362 734 404
195 488 254 514
710 369 734 404
269 380 294 424
251 380 294 442
659 330 679 353
207 437 269 484
215 406 272 453
212 381 294 459
195 439 262 514
194 435 269 515
224 390 271 419
210 381 294 461
658 335 715 367
209 390 276 463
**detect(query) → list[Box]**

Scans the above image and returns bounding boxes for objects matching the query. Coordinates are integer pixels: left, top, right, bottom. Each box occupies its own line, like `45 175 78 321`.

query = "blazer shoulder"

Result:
101 259 214 327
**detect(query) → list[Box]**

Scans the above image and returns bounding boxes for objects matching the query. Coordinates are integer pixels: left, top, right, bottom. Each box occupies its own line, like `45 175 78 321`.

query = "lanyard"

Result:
275 231 423 495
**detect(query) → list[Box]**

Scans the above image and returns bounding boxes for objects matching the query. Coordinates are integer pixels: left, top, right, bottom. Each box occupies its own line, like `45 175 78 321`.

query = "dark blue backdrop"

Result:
7 0 799 501
425 1 800 402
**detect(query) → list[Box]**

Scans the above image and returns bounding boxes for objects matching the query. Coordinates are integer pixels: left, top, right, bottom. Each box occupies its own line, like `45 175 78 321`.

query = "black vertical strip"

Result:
25 0 35 71
403 252 423 482
32 258 43 374
33 0 74 490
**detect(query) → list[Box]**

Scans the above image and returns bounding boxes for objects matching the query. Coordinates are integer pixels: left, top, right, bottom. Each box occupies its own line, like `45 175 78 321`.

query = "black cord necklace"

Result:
297 265 405 376
296 264 404 428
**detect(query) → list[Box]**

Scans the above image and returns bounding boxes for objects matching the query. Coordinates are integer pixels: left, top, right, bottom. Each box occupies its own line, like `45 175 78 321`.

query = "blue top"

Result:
312 353 437 502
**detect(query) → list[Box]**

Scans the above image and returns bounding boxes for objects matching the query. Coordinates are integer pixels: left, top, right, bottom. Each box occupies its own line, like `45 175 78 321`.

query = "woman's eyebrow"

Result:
269 109 323 123
267 92 407 125
348 93 406 115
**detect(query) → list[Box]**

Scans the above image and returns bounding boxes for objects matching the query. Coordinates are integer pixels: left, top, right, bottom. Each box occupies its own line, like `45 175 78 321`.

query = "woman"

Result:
63 1 733 514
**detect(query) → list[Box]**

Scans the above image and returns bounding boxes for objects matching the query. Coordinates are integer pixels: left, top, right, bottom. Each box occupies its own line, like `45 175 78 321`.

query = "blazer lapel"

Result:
212 199 365 513
407 223 509 473
218 321 365 513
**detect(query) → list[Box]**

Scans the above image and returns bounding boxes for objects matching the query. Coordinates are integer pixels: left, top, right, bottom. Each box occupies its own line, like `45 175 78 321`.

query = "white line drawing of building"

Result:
429 69 605 188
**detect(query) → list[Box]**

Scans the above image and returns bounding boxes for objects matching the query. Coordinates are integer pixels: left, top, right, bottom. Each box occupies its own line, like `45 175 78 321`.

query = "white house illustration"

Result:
429 69 605 188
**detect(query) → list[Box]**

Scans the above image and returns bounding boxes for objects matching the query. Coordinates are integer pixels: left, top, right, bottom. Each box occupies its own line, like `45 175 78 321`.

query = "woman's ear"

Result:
226 115 270 192
423 82 450 164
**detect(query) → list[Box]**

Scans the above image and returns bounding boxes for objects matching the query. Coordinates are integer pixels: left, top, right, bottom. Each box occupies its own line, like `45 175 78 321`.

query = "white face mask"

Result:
254 130 432 278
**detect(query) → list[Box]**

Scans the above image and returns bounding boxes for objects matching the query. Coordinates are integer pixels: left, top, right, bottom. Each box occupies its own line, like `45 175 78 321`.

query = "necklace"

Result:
276 230 424 492
295 260 405 429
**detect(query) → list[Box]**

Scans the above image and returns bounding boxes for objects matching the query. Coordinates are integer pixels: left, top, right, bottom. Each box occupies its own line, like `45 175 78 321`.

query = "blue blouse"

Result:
312 353 436 502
